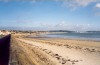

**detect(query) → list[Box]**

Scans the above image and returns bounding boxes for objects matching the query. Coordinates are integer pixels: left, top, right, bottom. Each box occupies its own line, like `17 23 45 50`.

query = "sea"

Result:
43 32 100 41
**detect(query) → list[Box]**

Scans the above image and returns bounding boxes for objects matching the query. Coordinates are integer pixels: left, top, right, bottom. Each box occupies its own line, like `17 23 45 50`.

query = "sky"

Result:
0 0 100 31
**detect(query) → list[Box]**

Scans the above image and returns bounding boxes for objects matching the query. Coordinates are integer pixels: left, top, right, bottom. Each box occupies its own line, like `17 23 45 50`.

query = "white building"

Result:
0 30 3 35
0 30 10 35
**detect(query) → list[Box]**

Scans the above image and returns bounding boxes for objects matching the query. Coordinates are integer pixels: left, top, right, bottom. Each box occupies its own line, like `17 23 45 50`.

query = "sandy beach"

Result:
9 34 100 65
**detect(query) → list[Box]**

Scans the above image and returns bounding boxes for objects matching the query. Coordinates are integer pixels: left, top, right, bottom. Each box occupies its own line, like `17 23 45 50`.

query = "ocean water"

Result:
44 32 100 41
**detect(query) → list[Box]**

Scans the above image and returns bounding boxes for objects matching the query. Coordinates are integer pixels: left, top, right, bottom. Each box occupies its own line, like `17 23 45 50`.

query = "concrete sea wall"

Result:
0 35 11 65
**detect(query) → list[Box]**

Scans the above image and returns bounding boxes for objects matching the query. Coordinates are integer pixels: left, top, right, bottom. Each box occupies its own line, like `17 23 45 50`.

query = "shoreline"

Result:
26 35 100 42
41 32 100 42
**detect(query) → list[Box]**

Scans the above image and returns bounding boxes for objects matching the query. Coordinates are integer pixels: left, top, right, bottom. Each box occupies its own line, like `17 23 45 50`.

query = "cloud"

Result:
0 0 100 16
38 21 99 31
94 3 100 16
62 0 99 10
58 24 99 31
0 0 99 9
95 3 100 8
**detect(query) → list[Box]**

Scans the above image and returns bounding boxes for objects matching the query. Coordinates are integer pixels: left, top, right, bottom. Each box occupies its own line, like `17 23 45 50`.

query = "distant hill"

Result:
86 31 100 33
49 30 100 33
49 30 75 33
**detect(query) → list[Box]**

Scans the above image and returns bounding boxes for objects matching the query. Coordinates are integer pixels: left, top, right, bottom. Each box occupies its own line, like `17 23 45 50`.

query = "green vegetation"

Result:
0 35 4 38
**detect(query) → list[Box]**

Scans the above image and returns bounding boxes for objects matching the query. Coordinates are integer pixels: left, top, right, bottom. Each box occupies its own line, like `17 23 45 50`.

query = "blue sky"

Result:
0 0 100 31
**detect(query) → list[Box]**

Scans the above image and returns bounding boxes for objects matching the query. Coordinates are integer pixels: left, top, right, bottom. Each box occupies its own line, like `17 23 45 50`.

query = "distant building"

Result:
0 30 10 35
0 31 3 35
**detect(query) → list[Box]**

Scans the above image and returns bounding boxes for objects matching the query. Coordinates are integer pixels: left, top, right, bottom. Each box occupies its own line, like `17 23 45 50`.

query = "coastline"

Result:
40 32 100 42
26 34 100 42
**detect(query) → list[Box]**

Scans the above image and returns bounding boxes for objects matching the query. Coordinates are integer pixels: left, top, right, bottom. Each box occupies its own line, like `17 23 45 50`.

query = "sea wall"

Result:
0 35 11 65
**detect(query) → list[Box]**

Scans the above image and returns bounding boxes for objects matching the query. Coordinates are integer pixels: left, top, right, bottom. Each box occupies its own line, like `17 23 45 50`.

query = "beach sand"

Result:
10 34 100 65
